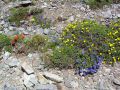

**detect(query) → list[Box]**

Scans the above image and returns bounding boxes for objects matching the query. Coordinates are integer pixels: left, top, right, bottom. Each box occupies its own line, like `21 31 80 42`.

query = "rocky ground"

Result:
0 0 120 90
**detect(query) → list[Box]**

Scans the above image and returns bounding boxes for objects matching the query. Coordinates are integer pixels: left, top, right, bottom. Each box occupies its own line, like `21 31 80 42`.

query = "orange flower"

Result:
20 34 25 39
14 35 19 41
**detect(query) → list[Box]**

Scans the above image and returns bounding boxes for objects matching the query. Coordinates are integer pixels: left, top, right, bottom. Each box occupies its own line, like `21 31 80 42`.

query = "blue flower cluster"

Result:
75 56 103 76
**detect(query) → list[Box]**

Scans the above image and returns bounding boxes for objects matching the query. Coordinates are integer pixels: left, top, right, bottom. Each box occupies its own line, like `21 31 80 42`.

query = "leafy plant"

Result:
9 7 29 26
33 15 51 29
0 34 11 52
51 19 120 75
8 7 50 28
30 34 48 52
51 45 76 69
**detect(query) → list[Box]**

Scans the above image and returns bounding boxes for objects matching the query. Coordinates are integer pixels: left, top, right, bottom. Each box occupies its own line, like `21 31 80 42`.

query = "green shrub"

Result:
51 45 76 69
8 7 50 28
9 7 29 26
30 35 48 52
51 19 120 69
0 34 11 52
33 15 51 29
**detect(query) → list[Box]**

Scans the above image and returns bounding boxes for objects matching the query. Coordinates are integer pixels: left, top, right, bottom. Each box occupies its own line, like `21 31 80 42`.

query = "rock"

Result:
21 62 34 74
113 78 120 86
5 56 20 67
64 78 78 88
23 73 38 88
0 20 5 25
18 27 25 32
3 52 11 61
43 72 63 83
34 84 57 90
70 81 79 88
27 53 33 60
41 2 48 8
3 23 9 28
97 79 115 90
117 14 120 18
102 10 112 18
68 16 74 22
8 1 32 8
43 28 50 35
80 6 86 11
56 83 68 90
0 25 3 31
8 26 14 31
3 83 17 90
37 73 49 84
36 28 44 35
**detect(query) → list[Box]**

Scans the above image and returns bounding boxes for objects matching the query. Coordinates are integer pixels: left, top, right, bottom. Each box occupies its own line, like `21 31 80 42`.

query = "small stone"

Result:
37 73 49 84
23 73 38 88
8 26 14 31
43 72 63 83
64 78 78 88
117 14 120 18
3 52 11 61
35 84 57 90
113 78 120 86
5 56 20 67
41 2 48 8
0 20 5 25
70 81 79 88
80 7 86 11
27 53 33 59
18 27 25 32
68 16 74 22
21 62 34 74
43 28 50 35
23 73 34 88
3 83 17 90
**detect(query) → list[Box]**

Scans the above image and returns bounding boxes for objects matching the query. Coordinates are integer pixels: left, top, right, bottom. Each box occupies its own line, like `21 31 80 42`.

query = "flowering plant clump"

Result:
104 20 120 64
51 19 120 76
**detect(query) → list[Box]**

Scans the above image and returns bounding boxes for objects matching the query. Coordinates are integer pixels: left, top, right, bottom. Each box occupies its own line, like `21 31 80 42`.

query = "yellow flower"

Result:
113 57 116 63
114 23 118 26
30 17 35 22
59 50 61 52
67 39 69 42
114 31 118 34
71 44 74 47
109 43 114 47
109 62 113 64
100 53 102 55
91 44 94 47
83 40 86 43
82 28 84 30
117 38 120 41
